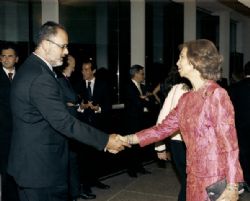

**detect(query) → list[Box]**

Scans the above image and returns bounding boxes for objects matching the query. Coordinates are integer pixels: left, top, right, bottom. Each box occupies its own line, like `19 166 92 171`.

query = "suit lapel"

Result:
0 67 12 83
131 80 141 96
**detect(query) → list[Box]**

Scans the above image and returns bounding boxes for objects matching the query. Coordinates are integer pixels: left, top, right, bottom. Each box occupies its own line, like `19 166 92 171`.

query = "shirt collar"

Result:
33 52 53 72
86 78 95 85
2 67 15 76
132 79 140 87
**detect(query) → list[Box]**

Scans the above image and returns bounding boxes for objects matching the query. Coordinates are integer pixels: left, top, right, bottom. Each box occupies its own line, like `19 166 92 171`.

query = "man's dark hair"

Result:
0 42 18 56
82 59 97 71
244 61 250 76
36 21 66 45
129 64 144 78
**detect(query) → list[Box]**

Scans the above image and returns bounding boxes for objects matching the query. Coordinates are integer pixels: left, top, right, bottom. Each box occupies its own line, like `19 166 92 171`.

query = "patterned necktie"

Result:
8 73 13 81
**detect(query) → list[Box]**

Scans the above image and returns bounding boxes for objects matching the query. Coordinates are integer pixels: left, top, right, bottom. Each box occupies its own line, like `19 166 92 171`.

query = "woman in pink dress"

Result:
122 39 243 201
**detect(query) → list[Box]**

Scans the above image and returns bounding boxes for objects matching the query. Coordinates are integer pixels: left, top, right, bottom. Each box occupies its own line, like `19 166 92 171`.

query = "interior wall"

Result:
0 1 29 42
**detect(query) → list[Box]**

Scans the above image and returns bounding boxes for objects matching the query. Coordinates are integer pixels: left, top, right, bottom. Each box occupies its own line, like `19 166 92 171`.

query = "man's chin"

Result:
178 71 183 77
52 61 63 67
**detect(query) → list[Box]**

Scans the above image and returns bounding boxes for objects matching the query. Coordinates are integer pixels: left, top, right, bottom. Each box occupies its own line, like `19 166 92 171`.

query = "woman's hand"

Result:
216 184 239 201
118 134 139 145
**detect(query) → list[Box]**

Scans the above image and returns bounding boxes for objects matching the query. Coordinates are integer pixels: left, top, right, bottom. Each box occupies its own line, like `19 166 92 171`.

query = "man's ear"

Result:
15 56 19 63
41 40 50 53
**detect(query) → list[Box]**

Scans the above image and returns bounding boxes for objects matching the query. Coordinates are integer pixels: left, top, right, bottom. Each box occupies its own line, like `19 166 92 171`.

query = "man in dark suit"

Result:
124 64 153 177
78 60 111 130
7 21 129 201
0 42 20 201
228 61 250 192
75 60 112 198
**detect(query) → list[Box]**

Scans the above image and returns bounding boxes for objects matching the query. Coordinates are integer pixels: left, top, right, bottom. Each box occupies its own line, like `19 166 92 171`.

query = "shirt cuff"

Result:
155 144 166 151
77 106 84 113
94 106 102 113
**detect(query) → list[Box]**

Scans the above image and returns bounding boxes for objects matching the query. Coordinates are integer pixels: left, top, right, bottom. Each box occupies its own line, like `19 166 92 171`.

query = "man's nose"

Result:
64 48 69 55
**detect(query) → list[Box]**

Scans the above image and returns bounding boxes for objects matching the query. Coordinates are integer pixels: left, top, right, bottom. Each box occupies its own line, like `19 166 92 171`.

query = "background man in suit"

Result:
7 21 129 201
229 61 250 192
75 60 112 199
124 64 153 177
0 42 20 201
78 60 111 130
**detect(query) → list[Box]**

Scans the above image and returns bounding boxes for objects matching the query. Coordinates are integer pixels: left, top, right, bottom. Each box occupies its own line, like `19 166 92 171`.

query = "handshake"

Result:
105 134 139 154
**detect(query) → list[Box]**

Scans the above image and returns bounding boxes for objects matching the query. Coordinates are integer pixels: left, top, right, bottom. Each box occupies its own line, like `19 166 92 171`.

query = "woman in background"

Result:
155 78 190 201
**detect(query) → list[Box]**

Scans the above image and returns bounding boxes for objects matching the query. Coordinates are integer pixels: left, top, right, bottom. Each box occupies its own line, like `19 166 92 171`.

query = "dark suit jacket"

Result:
57 73 78 117
124 80 152 133
57 72 81 196
228 77 250 152
0 67 13 172
7 54 109 188
76 78 111 130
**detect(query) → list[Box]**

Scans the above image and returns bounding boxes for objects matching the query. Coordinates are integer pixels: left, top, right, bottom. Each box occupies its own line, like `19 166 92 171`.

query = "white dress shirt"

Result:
2 67 15 79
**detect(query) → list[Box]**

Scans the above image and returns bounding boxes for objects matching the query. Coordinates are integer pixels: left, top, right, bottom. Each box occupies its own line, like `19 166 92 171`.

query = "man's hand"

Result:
105 134 131 154
89 103 100 111
67 102 75 107
80 102 90 110
157 151 171 161
140 95 149 101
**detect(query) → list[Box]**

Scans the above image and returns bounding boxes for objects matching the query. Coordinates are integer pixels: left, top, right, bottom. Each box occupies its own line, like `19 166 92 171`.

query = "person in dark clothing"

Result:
7 21 128 201
56 54 82 201
75 60 112 199
0 42 20 201
124 64 153 177
228 61 250 192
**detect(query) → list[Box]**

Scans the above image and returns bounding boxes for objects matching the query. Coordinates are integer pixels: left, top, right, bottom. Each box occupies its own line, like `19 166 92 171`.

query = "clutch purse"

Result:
206 178 227 201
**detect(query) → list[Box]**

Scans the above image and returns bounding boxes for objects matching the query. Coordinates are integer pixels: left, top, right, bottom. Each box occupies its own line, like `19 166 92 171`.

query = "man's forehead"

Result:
83 63 92 69
2 48 15 53
56 29 68 39
1 49 16 56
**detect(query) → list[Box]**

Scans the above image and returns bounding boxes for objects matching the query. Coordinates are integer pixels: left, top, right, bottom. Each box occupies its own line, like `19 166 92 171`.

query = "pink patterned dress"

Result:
136 81 243 201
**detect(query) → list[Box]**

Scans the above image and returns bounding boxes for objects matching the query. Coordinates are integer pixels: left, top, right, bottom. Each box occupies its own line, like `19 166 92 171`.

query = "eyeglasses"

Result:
46 39 68 49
